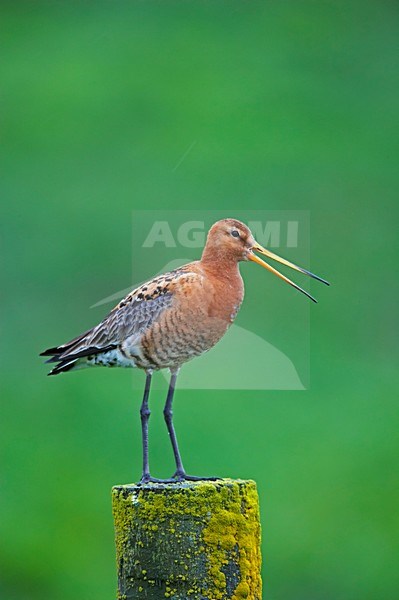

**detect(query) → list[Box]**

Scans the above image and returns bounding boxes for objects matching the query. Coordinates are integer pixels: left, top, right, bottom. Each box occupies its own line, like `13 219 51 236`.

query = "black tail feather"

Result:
40 327 94 358
48 359 78 376
41 329 115 375
44 343 116 364
40 347 60 357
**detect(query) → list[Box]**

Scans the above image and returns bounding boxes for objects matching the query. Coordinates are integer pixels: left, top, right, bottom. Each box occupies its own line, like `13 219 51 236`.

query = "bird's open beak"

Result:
248 242 329 303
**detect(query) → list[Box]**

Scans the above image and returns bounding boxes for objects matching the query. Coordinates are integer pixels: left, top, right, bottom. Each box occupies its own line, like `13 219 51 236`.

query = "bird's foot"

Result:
171 470 221 482
138 474 177 484
138 472 221 485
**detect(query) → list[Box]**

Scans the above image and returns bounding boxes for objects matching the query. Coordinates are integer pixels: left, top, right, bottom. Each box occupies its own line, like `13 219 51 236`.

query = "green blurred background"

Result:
1 1 398 598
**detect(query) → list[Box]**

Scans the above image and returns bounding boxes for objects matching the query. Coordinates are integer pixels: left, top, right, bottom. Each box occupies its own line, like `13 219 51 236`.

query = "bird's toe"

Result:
172 471 221 482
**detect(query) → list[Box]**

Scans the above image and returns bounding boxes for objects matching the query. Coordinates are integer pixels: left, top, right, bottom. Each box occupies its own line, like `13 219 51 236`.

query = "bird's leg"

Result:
163 368 186 477
138 370 178 484
139 370 153 483
164 368 220 483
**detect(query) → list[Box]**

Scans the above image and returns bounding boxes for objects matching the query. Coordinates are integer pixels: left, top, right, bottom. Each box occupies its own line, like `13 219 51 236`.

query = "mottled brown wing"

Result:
41 265 201 364
48 292 174 362
89 293 174 348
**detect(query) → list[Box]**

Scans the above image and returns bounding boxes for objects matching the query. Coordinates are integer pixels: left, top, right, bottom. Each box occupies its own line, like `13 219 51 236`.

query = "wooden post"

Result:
112 478 262 600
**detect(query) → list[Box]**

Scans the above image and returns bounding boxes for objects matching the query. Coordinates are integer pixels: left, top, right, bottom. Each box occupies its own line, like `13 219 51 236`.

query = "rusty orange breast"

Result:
138 261 244 370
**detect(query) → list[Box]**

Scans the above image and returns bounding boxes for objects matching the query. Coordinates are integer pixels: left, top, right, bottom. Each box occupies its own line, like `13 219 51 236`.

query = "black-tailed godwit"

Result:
41 218 328 482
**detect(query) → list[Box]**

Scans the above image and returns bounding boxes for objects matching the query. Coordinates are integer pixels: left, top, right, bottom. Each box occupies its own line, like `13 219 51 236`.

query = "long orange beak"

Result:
248 242 329 303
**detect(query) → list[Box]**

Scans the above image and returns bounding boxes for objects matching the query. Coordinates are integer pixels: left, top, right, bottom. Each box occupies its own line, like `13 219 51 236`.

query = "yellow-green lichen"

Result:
112 479 262 599
201 481 261 599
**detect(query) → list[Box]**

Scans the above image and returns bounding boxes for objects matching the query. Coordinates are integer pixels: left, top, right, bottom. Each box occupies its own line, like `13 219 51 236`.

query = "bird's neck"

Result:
199 255 244 320
199 253 243 289
201 242 240 268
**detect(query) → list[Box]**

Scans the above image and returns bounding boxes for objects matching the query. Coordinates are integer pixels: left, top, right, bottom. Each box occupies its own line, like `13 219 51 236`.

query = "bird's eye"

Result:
231 230 240 238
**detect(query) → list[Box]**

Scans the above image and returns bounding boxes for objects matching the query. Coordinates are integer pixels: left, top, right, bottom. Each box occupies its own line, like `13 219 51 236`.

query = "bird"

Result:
41 218 329 483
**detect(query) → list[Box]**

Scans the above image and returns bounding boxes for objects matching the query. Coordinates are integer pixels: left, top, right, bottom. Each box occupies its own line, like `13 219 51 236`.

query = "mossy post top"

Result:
113 476 256 493
112 478 262 600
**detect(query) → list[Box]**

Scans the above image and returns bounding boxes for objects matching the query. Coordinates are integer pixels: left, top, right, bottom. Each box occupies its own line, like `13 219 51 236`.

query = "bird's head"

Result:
202 218 329 302
203 218 255 261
